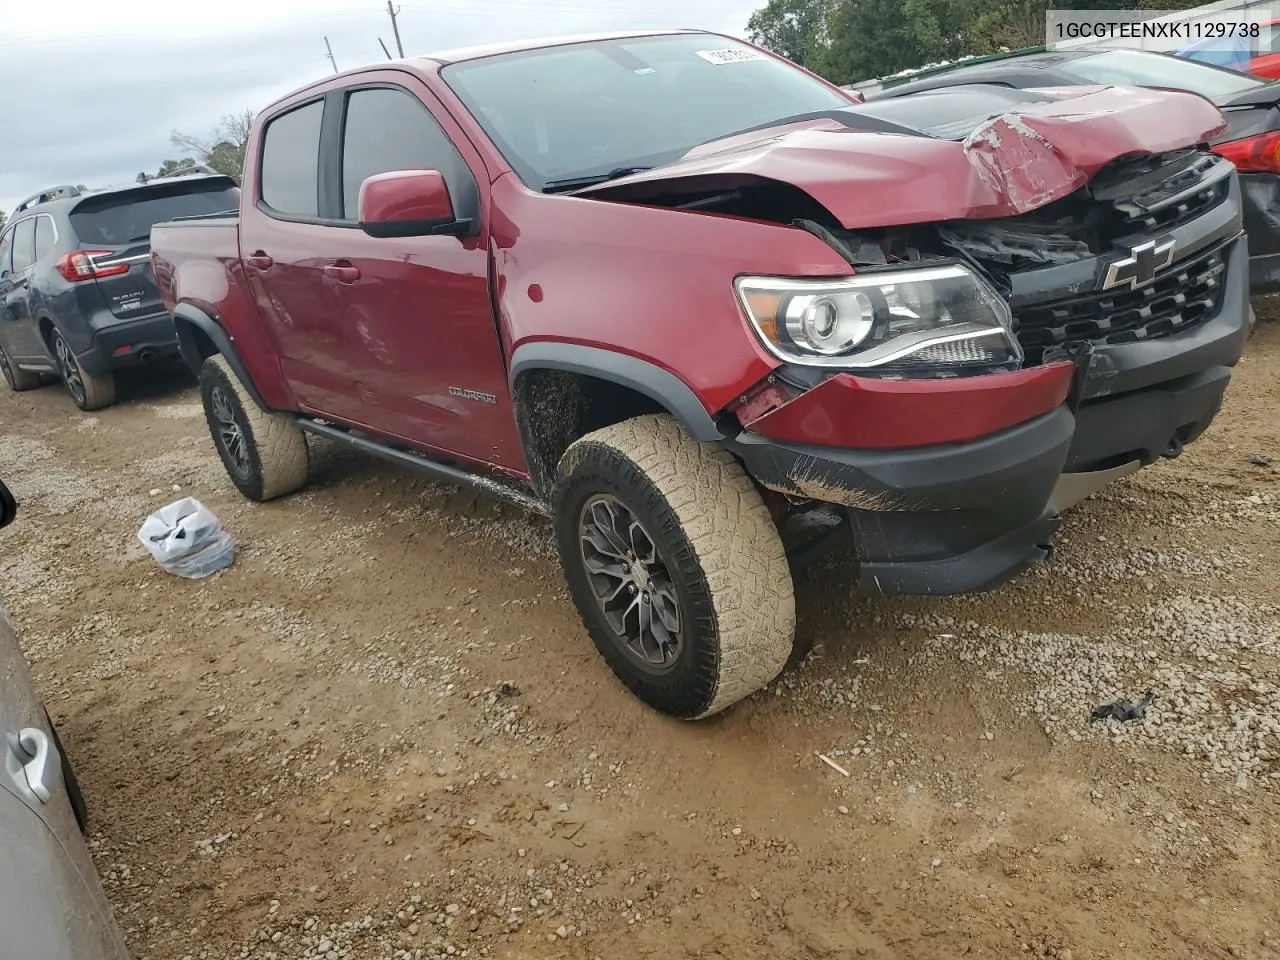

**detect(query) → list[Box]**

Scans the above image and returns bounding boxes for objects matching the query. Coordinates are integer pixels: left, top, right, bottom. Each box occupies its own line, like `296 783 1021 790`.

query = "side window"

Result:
259 100 324 217
0 229 13 276
10 219 37 272
340 87 473 219
33 216 56 261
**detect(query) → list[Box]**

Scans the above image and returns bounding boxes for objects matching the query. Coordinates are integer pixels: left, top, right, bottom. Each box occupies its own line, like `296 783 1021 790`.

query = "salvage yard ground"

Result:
2 313 1279 960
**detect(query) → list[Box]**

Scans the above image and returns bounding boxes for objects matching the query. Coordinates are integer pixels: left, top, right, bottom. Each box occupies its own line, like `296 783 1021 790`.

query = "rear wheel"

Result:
50 328 115 411
553 414 796 718
0 342 43 392
200 354 309 501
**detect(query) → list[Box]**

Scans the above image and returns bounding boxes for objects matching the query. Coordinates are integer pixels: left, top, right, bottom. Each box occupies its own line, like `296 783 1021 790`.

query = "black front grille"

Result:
1016 245 1227 361
1093 151 1230 236
1118 174 1230 235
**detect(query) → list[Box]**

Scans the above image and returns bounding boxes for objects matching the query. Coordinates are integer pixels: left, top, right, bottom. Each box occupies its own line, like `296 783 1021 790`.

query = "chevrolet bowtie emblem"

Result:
1101 237 1176 291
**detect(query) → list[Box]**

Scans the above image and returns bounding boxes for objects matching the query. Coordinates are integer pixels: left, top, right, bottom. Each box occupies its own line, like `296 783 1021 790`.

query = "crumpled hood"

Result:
577 85 1228 228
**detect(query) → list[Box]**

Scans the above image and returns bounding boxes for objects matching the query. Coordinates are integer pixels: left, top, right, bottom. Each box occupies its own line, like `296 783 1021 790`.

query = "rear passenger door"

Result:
324 77 524 469
239 97 358 417
0 218 45 362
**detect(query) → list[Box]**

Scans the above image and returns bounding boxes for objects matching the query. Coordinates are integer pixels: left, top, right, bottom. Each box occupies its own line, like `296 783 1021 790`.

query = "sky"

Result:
0 0 758 216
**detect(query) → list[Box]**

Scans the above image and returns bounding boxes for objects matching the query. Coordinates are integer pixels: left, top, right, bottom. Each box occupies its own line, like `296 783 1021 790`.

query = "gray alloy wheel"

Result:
577 493 683 672
49 328 115 410
209 383 252 480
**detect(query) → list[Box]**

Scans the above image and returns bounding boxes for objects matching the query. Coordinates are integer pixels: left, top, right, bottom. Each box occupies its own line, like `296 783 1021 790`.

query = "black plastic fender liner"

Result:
171 303 272 411
508 342 727 443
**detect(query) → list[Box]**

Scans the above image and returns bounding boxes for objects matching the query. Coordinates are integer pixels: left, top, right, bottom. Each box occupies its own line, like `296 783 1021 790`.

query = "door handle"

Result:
247 252 274 271
323 263 361 283
6 727 54 803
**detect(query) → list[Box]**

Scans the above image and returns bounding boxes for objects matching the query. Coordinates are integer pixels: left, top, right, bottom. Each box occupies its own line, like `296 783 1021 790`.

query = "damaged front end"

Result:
583 85 1247 592
760 159 1244 593
732 144 1243 444
729 141 1246 586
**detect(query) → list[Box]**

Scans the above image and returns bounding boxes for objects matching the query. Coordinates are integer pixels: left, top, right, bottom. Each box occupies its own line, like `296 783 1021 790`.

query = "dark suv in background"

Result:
0 170 240 410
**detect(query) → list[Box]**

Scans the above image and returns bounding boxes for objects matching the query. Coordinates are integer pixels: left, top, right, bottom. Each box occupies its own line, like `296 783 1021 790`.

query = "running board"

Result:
297 419 550 516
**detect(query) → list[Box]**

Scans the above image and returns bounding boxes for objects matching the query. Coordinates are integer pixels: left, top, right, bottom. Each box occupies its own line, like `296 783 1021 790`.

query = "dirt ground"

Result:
2 313 1279 960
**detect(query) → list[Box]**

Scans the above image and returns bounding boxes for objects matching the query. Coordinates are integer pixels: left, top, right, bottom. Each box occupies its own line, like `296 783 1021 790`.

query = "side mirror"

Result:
358 170 469 239
0 479 16 530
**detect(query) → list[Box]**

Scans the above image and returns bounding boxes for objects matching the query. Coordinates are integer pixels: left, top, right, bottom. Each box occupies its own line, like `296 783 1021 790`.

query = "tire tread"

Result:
559 415 795 717
204 355 308 500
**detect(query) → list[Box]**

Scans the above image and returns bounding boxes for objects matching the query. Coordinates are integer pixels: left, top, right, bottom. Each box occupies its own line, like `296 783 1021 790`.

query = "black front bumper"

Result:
730 406 1075 597
80 312 179 375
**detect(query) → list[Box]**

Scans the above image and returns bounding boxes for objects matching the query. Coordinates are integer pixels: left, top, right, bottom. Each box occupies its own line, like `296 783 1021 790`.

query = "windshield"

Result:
1061 48 1264 101
69 180 240 246
442 34 851 190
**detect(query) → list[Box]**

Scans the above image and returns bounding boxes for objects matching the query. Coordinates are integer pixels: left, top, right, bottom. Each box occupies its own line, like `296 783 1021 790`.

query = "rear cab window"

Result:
259 100 324 217
69 180 241 247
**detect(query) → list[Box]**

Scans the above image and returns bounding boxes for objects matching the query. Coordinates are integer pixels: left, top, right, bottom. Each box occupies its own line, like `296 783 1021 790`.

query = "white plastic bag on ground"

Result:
137 497 235 579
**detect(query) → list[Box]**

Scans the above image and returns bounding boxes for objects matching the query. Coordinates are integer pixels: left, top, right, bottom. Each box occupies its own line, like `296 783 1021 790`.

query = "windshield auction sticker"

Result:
695 48 770 65
1047 8 1273 53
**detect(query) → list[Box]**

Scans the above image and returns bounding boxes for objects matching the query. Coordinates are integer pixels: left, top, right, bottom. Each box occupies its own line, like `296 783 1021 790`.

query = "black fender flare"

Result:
508 342 726 443
171 304 271 410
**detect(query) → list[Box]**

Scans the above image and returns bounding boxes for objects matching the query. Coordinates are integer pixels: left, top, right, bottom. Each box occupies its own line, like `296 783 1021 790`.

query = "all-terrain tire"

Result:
199 355 309 501
0 342 43 392
50 328 115 411
552 414 796 718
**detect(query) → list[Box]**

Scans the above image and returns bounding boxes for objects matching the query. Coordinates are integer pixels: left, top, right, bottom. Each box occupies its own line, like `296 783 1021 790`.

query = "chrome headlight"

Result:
735 264 1021 372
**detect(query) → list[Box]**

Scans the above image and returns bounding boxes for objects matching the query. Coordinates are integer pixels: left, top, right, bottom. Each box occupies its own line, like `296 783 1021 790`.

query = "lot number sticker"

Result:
695 48 770 65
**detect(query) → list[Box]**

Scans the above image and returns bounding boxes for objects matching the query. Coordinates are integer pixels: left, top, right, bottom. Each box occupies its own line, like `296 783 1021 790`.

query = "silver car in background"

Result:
0 476 130 958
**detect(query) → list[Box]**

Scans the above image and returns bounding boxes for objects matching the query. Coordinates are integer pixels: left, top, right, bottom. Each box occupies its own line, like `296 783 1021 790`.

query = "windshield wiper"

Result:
541 166 653 194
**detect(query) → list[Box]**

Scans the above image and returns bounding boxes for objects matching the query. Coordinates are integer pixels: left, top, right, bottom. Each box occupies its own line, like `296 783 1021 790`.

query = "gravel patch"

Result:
905 593 1280 785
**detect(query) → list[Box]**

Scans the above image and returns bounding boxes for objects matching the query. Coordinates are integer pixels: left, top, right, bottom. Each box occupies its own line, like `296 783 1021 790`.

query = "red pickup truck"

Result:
151 30 1250 719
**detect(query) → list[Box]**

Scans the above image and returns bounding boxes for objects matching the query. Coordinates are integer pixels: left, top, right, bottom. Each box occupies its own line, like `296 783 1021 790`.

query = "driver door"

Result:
320 76 524 470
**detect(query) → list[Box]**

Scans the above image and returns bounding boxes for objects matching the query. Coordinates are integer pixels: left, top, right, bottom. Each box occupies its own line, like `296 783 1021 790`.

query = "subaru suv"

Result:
0 170 240 410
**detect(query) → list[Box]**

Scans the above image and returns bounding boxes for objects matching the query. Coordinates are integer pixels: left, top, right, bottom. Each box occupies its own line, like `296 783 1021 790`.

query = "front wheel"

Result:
50 328 115 411
199 355 309 501
553 415 796 719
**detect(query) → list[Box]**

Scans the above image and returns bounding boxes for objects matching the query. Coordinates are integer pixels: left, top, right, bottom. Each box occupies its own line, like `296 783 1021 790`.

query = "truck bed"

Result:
150 216 240 306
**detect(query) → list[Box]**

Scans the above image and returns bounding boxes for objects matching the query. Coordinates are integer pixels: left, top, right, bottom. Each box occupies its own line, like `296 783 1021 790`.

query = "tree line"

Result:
147 109 255 183
747 0 1209 84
